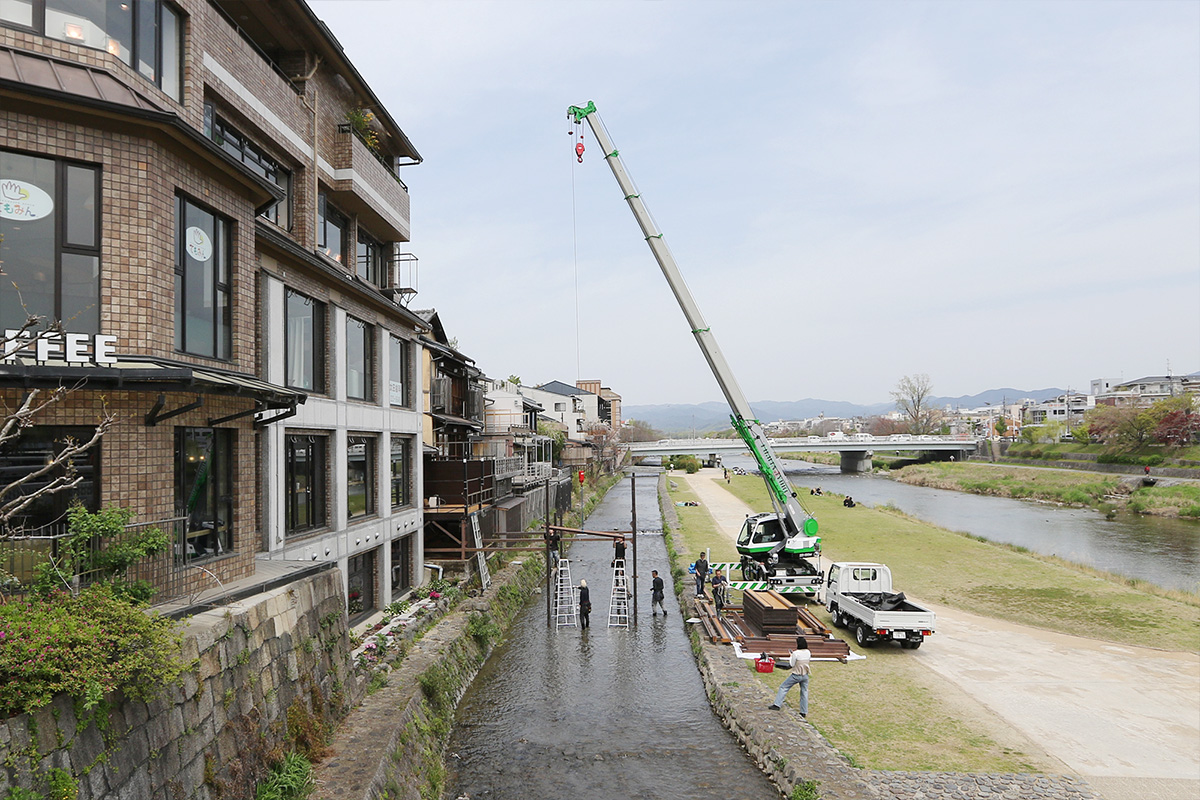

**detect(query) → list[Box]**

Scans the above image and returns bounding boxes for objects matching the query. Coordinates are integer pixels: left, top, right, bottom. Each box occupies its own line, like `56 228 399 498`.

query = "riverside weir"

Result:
446 470 777 799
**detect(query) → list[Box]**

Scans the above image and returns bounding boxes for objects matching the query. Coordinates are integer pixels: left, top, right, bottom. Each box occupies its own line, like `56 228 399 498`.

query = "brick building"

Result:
1 0 425 619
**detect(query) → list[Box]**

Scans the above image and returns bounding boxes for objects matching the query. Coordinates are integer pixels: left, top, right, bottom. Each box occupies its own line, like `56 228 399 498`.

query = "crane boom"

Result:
569 101 817 540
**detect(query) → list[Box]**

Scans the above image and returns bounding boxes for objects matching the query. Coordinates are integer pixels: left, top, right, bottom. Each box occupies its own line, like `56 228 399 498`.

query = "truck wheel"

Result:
854 624 873 648
902 639 922 650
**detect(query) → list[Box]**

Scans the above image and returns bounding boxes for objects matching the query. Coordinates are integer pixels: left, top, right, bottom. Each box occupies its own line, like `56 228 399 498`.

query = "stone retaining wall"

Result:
0 569 354 800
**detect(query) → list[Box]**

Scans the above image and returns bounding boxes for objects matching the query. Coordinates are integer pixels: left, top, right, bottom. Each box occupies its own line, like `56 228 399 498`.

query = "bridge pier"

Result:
839 450 872 473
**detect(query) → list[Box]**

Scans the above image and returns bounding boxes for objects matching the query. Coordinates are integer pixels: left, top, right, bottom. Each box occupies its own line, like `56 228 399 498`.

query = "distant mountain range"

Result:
624 388 1064 434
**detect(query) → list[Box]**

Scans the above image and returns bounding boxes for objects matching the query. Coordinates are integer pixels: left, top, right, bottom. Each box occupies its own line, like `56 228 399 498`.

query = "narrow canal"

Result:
445 470 777 800
722 454 1200 594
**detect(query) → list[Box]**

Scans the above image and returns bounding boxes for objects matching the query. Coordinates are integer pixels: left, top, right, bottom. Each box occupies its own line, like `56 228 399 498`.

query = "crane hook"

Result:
575 140 585 163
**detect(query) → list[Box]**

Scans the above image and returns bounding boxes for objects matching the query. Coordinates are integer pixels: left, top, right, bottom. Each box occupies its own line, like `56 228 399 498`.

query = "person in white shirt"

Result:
768 636 811 717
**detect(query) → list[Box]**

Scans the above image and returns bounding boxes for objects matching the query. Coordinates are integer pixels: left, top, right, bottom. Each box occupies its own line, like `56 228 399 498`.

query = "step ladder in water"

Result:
608 558 630 628
555 558 577 628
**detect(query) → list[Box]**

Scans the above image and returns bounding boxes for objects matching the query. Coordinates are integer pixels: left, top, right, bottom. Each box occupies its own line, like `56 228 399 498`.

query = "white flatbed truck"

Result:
824 562 935 649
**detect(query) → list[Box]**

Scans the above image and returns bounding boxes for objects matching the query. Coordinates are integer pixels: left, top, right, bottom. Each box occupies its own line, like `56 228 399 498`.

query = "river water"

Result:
446 470 776 800
721 454 1200 594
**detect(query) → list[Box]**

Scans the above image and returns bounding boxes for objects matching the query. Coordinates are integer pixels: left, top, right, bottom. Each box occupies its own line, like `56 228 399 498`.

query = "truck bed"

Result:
850 591 928 614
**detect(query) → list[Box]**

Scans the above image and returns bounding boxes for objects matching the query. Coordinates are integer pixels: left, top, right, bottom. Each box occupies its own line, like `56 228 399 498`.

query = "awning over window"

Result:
0 356 306 426
430 411 483 430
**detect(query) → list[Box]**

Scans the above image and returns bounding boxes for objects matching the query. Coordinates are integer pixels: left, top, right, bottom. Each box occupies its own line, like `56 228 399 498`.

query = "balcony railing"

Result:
0 512 192 602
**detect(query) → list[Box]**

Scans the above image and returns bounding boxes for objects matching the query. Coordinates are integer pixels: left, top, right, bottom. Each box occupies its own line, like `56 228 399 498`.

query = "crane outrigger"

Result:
568 101 823 595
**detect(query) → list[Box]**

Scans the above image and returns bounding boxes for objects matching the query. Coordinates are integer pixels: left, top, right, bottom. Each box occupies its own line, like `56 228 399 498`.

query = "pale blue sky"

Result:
309 0 1200 406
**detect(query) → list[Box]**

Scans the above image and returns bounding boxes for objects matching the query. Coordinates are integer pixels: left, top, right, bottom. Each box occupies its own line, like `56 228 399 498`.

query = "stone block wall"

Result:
0 569 356 800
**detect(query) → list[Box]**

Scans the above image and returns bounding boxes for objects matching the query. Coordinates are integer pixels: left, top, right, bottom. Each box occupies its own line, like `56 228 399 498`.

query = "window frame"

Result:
174 426 234 563
284 288 325 393
174 193 232 361
347 434 376 521
285 433 327 535
0 425 100 535
316 193 348 265
389 335 410 408
8 1 183 100
206 106 292 229
390 434 411 509
0 149 101 333
345 315 374 402
355 229 383 287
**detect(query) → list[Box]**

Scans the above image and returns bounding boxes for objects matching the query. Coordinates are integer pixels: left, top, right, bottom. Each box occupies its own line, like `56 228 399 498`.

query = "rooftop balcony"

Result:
329 123 411 241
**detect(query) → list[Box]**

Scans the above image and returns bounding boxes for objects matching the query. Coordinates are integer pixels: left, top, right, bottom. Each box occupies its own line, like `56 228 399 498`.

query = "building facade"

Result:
1 0 425 617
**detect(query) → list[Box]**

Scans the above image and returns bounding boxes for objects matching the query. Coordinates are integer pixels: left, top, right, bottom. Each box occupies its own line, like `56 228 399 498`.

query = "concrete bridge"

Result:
624 435 979 473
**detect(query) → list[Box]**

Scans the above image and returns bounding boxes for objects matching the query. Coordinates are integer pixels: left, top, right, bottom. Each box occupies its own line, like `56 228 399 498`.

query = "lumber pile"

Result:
742 589 798 635
743 633 851 664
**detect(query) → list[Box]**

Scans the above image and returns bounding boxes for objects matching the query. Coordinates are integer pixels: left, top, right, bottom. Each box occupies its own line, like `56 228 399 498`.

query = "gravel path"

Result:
672 468 1200 800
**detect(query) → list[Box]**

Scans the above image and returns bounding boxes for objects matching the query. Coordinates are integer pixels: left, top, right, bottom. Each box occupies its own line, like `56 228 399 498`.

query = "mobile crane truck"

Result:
568 101 823 597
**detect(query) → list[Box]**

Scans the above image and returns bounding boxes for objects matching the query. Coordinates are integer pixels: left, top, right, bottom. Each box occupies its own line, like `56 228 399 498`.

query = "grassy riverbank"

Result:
893 461 1200 518
665 478 1049 772
665 473 1200 772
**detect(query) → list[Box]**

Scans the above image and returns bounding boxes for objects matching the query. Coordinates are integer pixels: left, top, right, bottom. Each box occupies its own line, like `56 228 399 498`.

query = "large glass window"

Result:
347 434 375 520
391 534 413 598
175 427 233 561
208 109 292 229
21 1 183 101
390 435 411 509
316 193 347 265
286 433 326 534
389 335 409 407
175 195 231 360
347 549 375 620
285 289 324 392
345 315 373 401
0 426 99 534
355 230 382 287
1 150 100 333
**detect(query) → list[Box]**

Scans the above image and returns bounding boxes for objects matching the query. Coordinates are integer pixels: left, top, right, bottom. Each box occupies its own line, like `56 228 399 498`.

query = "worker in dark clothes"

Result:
578 579 591 628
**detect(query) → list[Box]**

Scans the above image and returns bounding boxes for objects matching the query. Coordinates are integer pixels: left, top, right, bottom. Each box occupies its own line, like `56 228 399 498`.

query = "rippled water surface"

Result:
446 470 775 800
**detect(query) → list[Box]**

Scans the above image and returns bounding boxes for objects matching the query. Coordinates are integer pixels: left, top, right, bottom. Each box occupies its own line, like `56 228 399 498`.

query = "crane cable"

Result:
570 119 584 383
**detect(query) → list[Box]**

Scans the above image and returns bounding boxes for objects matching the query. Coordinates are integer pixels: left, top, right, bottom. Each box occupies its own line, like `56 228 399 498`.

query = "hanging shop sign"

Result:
2 330 118 365
0 179 54 221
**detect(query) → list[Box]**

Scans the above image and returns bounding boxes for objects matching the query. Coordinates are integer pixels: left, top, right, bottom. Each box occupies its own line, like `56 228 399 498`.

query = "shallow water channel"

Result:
445 471 776 800
723 454 1200 594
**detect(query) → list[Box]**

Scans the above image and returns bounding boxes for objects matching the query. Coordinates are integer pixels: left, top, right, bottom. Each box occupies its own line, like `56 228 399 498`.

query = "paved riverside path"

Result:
674 468 1200 800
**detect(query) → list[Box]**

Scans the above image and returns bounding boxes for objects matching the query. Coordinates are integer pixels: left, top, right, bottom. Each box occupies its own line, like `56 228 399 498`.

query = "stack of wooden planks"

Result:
742 589 798 635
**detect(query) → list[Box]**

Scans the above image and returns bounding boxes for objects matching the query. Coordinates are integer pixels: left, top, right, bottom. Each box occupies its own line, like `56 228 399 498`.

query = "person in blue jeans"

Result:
769 636 811 718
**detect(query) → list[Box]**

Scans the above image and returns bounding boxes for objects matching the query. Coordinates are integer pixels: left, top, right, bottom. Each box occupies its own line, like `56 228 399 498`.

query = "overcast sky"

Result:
309 0 1199 407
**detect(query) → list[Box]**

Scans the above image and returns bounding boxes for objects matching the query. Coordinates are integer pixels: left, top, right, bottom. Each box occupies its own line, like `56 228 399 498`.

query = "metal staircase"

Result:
608 558 630 628
554 558 577 628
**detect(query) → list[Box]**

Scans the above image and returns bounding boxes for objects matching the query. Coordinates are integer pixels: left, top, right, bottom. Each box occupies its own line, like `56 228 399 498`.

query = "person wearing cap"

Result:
711 568 728 613
578 579 592 629
769 636 811 718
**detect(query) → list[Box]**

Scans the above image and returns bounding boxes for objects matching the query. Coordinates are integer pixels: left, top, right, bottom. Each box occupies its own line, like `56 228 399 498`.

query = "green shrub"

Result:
255 751 313 800
44 768 76 800
791 779 821 800
0 585 184 717
466 611 501 648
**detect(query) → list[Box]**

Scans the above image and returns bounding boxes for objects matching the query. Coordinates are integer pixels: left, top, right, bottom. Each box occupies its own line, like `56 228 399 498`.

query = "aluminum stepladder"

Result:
608 558 630 628
470 513 491 592
554 558 577 628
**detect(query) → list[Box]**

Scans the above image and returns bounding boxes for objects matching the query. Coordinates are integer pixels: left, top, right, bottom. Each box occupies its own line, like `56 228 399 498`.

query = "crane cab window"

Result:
737 518 785 546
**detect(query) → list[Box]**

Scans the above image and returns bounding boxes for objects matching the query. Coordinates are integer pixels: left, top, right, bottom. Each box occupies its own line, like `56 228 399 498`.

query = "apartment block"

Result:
1 0 425 619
